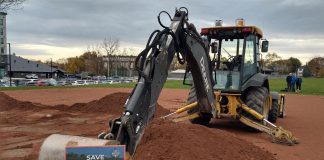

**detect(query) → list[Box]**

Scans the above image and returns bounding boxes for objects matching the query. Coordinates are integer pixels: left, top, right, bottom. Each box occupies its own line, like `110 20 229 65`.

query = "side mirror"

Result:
261 40 269 52
211 42 218 53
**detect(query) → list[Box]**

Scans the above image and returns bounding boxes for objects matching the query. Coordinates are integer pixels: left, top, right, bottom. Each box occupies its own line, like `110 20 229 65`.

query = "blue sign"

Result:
65 145 125 160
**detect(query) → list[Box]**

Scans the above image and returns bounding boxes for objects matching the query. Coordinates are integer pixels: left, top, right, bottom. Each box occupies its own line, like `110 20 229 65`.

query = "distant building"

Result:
8 54 64 78
168 69 185 80
103 55 137 77
0 12 7 78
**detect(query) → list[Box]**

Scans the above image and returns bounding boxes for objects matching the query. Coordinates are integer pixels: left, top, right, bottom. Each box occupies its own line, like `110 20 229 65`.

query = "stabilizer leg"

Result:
239 104 299 145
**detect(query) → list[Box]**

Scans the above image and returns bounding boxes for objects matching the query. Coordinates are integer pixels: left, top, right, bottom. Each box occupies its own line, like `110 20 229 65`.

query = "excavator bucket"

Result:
38 134 127 160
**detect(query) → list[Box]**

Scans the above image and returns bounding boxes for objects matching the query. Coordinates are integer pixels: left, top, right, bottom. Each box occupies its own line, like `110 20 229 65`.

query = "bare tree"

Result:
121 48 136 56
264 52 282 69
102 38 119 77
84 43 105 75
86 43 102 55
0 0 26 11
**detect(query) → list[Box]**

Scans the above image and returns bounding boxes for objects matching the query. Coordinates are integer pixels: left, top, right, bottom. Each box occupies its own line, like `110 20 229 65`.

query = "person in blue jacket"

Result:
286 73 292 91
290 73 297 92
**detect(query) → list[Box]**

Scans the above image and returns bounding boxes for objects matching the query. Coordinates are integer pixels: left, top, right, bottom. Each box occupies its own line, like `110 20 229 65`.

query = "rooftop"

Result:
7 55 64 73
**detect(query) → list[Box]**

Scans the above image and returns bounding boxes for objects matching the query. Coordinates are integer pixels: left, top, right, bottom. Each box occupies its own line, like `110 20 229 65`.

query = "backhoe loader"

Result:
39 7 298 159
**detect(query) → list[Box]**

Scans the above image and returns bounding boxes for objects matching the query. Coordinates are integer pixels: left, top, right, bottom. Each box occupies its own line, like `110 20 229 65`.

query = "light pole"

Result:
107 55 110 77
7 43 12 87
50 58 53 78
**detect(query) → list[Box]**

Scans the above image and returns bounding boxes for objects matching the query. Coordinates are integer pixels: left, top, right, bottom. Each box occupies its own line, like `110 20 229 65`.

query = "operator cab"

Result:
201 19 268 93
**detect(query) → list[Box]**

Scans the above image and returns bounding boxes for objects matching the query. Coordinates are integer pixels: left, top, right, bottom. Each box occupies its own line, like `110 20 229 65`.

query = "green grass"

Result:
0 80 190 91
269 77 324 95
1 78 324 95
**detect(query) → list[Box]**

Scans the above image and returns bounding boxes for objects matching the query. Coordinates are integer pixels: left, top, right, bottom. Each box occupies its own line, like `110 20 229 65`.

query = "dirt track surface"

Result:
134 119 275 160
2 88 324 160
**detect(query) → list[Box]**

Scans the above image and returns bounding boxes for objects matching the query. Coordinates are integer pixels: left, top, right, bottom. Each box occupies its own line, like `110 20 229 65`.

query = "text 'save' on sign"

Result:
65 145 125 160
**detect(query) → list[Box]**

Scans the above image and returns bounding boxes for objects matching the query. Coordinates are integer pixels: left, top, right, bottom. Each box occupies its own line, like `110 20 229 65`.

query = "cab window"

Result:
243 35 257 82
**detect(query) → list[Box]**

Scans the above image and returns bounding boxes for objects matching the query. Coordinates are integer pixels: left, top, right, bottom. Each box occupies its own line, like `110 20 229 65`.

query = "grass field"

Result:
269 77 324 95
1 78 324 95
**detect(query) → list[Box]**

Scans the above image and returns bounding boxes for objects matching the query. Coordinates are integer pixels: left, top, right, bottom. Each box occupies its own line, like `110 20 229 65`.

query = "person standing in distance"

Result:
286 73 292 92
296 76 303 92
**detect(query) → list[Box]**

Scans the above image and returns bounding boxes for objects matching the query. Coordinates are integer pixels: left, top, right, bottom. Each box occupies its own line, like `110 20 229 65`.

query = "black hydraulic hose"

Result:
146 30 160 48
135 9 189 81
179 7 188 16
158 11 172 29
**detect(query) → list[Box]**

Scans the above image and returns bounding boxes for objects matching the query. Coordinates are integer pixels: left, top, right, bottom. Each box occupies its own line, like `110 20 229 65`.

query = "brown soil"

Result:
1 91 168 116
0 92 169 159
0 92 43 111
52 92 169 117
0 90 275 160
2 88 324 160
134 119 275 160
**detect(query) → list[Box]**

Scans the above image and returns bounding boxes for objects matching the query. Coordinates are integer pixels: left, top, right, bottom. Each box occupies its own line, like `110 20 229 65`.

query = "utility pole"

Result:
7 43 12 87
50 58 53 78
115 56 118 76
107 55 110 77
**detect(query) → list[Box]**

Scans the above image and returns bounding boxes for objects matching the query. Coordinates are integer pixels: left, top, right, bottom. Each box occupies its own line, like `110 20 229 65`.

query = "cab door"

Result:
242 35 257 82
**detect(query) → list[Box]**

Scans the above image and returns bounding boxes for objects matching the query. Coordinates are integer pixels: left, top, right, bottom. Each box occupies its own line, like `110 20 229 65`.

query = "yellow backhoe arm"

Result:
239 103 299 145
163 101 299 145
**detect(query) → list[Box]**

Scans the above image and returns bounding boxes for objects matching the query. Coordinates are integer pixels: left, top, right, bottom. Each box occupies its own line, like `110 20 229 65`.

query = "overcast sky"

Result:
6 0 324 64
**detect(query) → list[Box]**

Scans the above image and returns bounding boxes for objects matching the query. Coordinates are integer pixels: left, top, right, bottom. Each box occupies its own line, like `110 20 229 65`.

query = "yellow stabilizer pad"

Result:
171 112 200 123
272 127 299 145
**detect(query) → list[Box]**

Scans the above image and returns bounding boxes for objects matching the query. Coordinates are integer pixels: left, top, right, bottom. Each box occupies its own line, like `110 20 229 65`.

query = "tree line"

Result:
50 48 324 77
263 52 324 77
46 36 188 76
46 38 138 77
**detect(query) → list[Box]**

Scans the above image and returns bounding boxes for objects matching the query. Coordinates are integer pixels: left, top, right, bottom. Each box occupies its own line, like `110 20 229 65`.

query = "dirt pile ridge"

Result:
134 119 276 160
0 92 43 111
60 92 170 117
65 92 128 114
0 92 170 117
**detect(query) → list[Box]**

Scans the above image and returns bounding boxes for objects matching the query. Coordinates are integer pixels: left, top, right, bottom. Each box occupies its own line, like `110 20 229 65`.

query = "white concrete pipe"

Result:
38 134 118 160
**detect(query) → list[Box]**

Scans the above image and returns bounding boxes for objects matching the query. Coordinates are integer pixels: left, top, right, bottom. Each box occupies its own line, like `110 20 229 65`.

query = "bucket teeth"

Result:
98 132 107 139
272 126 299 145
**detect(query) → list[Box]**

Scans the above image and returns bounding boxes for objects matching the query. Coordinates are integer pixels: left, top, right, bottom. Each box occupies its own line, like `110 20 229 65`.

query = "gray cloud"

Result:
5 0 324 61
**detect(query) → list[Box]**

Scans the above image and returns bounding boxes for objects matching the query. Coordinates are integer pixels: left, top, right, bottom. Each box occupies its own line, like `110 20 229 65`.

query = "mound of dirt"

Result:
66 92 127 114
0 92 42 111
0 92 170 117
134 119 276 160
60 92 170 117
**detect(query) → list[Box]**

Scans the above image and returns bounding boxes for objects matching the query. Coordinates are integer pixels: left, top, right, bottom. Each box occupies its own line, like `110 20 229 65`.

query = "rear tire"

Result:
268 99 278 123
243 87 270 123
186 86 212 126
